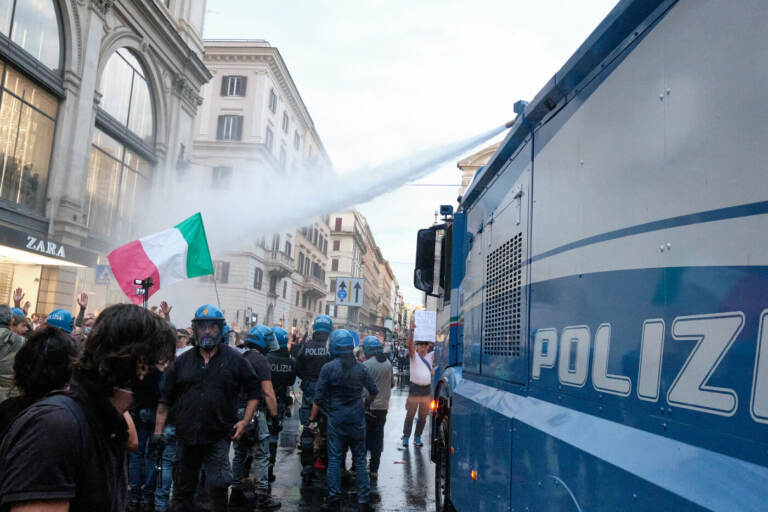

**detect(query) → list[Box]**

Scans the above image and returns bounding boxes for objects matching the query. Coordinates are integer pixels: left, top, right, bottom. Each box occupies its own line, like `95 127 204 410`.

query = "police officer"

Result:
230 325 281 511
308 329 378 512
267 326 296 483
153 305 261 512
295 315 332 479
46 308 74 334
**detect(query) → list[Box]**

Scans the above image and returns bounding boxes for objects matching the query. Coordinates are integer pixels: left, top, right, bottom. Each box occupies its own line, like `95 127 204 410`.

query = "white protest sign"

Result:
413 310 437 342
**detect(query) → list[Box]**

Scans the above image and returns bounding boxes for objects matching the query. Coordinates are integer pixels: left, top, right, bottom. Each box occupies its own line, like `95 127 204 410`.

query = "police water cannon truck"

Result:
413 1 768 510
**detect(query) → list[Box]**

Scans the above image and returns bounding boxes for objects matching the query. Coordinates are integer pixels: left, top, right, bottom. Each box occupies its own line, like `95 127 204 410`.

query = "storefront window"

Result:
99 49 154 144
0 63 57 214
86 128 150 239
88 48 155 240
1 0 62 73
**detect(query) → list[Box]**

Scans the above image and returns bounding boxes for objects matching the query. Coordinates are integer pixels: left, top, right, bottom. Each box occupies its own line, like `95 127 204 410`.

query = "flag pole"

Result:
212 273 222 309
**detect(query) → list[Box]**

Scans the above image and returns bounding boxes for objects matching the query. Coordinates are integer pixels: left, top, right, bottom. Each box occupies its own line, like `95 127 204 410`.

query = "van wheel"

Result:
435 412 455 512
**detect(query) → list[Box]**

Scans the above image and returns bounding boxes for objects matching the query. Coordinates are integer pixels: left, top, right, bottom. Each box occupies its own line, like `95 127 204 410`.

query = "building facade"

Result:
191 40 331 334
0 0 209 315
457 141 500 198
288 219 330 331
326 209 400 337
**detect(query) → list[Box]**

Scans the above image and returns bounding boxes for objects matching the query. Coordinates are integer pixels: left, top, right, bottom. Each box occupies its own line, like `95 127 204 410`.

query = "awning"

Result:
0 224 98 268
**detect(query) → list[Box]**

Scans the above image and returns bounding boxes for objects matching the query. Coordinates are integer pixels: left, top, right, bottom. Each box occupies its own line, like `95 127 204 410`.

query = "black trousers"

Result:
366 410 388 473
173 438 232 512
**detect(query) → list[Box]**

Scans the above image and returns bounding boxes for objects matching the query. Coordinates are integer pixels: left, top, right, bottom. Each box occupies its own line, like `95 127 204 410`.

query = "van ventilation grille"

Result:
483 233 523 357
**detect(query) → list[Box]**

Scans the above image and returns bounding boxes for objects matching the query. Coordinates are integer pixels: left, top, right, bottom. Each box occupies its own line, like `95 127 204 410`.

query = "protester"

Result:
9 312 28 337
0 305 26 402
0 303 175 511
402 321 434 447
127 363 163 511
0 327 78 440
230 325 281 510
361 336 394 481
153 304 260 512
308 329 378 512
175 327 193 357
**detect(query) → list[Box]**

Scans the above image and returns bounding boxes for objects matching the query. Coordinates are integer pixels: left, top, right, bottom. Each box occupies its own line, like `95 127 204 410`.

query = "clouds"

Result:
205 0 618 303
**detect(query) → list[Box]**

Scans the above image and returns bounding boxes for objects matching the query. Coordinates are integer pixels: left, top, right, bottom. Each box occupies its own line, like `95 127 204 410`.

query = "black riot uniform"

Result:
295 331 331 423
266 347 296 481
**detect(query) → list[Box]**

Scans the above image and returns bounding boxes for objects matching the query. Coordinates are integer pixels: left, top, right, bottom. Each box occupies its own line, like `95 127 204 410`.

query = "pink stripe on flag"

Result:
107 239 161 305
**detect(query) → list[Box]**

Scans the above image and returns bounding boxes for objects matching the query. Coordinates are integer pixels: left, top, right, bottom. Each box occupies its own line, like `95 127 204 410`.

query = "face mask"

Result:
200 335 218 351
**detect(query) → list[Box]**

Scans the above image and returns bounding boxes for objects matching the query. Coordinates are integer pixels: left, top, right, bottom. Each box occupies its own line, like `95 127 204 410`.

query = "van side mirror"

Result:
414 229 436 292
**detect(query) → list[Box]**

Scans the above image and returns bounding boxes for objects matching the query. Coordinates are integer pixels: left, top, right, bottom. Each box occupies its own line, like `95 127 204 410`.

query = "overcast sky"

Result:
205 0 618 305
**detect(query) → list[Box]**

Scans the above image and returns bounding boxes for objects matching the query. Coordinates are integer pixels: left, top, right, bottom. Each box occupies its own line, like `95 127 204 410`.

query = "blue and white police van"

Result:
413 0 768 510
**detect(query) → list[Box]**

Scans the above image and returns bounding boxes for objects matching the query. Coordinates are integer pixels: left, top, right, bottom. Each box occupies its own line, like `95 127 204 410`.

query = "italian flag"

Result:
108 213 214 304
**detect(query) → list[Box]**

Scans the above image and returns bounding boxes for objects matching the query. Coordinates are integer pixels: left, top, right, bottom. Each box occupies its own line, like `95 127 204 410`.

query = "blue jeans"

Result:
299 379 316 425
232 409 270 493
153 425 177 512
128 408 156 504
326 421 369 503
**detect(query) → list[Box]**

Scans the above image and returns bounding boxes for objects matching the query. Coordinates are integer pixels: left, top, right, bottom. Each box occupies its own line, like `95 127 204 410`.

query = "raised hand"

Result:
12 288 24 307
159 301 172 320
77 292 88 310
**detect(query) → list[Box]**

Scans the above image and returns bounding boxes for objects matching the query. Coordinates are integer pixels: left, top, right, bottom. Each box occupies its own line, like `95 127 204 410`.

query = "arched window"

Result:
0 0 62 72
99 49 154 144
86 49 155 239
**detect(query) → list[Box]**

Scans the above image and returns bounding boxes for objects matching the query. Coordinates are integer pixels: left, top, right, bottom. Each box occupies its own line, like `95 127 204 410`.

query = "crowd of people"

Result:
0 291 433 512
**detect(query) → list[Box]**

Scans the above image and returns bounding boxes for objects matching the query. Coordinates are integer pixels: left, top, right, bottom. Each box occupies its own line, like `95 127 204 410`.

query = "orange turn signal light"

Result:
430 400 437 410
471 470 478 480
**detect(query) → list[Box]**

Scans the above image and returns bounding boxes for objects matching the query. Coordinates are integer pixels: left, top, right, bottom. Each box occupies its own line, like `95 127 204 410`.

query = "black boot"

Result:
322 498 341 512
255 493 281 511
229 488 248 507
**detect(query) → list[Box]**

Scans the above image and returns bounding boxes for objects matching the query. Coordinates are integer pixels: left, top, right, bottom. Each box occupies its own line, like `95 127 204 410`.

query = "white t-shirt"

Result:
409 350 435 386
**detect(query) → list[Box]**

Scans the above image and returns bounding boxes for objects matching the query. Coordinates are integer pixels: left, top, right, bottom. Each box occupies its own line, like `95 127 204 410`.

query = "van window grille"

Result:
483 233 523 357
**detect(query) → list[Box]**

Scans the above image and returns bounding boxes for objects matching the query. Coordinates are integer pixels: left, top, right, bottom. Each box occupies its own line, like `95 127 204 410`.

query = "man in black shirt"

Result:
267 326 296 483
0 304 176 512
154 305 260 512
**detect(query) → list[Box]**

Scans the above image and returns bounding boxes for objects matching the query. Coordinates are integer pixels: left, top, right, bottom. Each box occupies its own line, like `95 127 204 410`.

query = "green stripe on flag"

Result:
175 213 214 278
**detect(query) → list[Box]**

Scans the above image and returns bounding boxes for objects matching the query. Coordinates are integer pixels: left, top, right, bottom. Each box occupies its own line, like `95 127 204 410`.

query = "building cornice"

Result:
203 43 331 165
116 1 212 86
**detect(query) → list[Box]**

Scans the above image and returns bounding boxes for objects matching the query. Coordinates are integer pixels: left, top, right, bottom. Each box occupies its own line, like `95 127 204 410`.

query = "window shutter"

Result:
221 76 228 96
240 76 247 96
216 116 224 140
334 217 342 231
235 116 243 140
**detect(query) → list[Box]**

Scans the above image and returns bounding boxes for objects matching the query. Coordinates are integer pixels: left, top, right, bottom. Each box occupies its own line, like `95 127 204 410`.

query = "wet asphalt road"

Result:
269 372 436 511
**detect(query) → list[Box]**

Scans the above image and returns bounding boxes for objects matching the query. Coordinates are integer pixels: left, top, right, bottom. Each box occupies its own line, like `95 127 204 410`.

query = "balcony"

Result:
264 249 294 278
303 274 328 298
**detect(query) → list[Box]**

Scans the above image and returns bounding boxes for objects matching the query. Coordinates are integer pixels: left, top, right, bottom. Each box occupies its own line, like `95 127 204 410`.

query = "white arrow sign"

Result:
335 277 365 307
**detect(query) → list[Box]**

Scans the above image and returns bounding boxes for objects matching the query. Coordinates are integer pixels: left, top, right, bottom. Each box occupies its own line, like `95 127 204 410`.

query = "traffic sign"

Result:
94 264 112 285
335 277 365 307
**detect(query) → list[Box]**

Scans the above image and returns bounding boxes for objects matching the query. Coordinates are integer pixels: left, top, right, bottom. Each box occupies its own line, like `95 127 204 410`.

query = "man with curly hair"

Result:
0 304 176 512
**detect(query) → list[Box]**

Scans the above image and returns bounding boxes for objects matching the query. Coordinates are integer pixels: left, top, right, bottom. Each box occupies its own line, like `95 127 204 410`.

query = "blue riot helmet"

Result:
272 326 289 349
313 314 333 333
362 336 383 357
47 309 74 333
329 329 355 357
10 307 25 318
192 304 226 351
245 325 274 353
